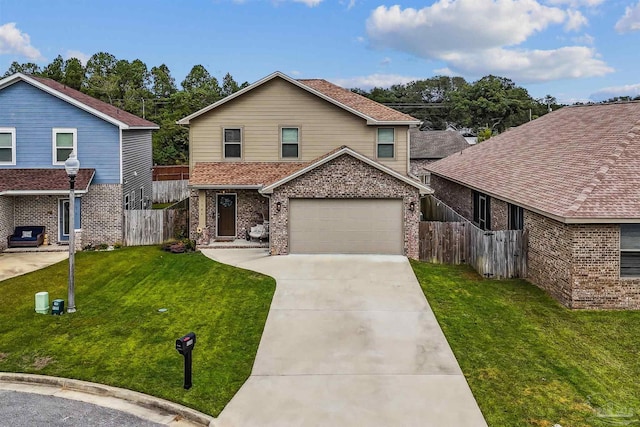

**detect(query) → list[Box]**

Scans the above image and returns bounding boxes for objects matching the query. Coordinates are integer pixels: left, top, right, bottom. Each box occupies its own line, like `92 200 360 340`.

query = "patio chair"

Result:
249 221 269 242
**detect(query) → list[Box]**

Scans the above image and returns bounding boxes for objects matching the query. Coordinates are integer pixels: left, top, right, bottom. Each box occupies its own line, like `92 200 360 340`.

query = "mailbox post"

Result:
175 332 196 390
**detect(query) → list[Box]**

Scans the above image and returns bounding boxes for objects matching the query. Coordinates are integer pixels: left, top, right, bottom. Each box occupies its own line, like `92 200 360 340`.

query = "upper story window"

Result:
620 224 640 277
52 128 77 165
508 203 524 230
0 128 16 165
281 127 299 159
377 128 395 159
223 128 242 159
473 191 491 230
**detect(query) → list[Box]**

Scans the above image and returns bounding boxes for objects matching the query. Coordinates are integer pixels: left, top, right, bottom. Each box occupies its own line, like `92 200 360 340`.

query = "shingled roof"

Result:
0 169 95 194
410 129 470 159
0 73 158 130
177 72 420 125
427 102 640 222
190 162 308 188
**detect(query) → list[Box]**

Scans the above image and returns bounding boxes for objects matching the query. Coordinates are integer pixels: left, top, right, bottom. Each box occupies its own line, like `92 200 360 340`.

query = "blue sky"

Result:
1 0 640 103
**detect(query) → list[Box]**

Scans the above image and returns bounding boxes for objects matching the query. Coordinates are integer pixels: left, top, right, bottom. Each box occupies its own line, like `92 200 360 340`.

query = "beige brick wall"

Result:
269 154 421 258
491 198 508 231
0 196 15 251
190 189 268 243
570 225 640 309
81 184 123 246
14 195 60 244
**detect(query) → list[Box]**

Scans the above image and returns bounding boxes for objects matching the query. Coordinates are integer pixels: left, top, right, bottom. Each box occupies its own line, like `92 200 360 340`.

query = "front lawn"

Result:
0 246 275 416
411 261 640 427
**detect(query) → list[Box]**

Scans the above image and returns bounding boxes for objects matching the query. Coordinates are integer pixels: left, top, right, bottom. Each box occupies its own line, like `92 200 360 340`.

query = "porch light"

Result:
409 201 416 211
276 201 282 212
64 151 80 313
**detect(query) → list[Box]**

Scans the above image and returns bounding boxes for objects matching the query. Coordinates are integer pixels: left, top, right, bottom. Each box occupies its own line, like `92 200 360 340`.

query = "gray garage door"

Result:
289 199 403 255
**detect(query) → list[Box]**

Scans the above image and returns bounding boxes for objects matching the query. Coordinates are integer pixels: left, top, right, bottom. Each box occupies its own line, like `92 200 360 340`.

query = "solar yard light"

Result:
64 151 80 313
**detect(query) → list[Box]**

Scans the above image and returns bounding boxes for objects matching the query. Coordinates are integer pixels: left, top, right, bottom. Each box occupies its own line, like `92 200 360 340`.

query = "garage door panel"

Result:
289 199 403 255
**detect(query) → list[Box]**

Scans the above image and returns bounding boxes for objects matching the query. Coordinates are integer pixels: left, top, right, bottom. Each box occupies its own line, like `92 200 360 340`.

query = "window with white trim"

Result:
377 128 394 158
473 191 491 230
0 128 16 165
52 128 77 164
223 128 242 159
124 194 130 210
620 224 640 277
281 127 299 158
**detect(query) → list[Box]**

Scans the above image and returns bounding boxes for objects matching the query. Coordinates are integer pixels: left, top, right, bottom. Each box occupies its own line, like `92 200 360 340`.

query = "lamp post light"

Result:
64 151 80 313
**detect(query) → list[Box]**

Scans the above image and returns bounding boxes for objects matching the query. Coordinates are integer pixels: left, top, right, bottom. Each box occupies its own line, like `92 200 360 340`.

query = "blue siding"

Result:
0 81 120 184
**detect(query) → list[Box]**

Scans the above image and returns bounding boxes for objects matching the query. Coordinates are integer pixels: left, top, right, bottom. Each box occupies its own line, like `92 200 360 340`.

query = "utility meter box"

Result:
52 299 65 315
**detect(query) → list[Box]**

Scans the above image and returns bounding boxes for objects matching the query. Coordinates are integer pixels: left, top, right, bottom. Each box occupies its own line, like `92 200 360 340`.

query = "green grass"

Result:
410 260 640 427
152 202 173 210
0 246 275 416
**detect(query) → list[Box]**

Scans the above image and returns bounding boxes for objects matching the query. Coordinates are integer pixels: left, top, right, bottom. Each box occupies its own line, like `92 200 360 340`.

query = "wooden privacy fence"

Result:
123 200 189 246
153 165 189 181
152 180 189 203
419 196 528 279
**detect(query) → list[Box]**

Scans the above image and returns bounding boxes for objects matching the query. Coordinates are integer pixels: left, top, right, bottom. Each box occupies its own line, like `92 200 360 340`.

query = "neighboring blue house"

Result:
0 73 158 250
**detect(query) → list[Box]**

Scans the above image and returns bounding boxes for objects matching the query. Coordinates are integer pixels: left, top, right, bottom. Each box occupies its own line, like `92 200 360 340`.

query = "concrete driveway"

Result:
202 249 487 427
0 252 68 282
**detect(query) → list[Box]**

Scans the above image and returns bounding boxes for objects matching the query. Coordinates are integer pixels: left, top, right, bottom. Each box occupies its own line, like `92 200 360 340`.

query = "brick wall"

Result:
190 189 267 243
491 198 508 230
570 224 640 309
429 175 473 221
81 184 123 246
269 154 421 258
0 196 15 251
525 211 573 306
14 195 60 244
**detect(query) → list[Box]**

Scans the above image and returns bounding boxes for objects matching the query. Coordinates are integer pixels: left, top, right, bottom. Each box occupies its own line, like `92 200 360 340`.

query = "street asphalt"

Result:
0 389 162 427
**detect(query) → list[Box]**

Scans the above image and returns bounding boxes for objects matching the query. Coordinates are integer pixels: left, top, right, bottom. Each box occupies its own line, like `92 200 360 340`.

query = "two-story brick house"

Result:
0 73 158 250
178 72 432 258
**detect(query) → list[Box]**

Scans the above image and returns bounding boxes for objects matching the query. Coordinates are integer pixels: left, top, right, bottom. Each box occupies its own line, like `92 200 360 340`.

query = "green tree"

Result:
3 61 42 77
84 52 118 102
150 64 177 98
42 55 65 81
62 57 84 90
221 72 240 97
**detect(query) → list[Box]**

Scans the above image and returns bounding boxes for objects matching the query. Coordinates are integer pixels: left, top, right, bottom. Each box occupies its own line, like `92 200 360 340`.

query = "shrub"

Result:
160 238 196 253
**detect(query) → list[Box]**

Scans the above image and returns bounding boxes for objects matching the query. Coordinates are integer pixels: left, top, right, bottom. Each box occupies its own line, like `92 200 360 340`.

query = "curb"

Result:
0 373 215 426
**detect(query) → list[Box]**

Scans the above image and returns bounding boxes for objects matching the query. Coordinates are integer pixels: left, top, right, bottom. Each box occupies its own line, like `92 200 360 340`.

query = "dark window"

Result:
224 128 242 159
473 191 491 230
377 128 394 158
621 224 640 277
508 204 524 230
281 127 299 158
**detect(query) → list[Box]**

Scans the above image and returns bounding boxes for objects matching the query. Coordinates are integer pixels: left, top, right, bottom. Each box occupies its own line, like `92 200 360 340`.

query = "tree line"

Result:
3 53 248 164
4 52 565 163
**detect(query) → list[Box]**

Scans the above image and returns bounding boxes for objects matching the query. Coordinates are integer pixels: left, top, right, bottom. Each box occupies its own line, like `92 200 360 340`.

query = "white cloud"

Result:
356 36 365 43
380 57 391 66
590 83 640 100
565 9 587 31
0 22 44 61
290 70 302 76
442 46 612 82
292 0 323 6
572 33 594 44
546 0 605 7
65 50 90 66
615 2 640 33
331 73 419 89
365 1 612 82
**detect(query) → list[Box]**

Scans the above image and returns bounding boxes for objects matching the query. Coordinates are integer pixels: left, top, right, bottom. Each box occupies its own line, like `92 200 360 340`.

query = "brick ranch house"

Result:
178 72 432 258
427 101 640 309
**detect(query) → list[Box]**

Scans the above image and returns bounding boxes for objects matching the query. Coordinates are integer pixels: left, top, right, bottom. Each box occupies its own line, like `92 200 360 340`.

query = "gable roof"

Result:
177 72 420 125
410 129 470 159
427 102 640 223
0 168 95 195
0 73 159 130
261 146 432 195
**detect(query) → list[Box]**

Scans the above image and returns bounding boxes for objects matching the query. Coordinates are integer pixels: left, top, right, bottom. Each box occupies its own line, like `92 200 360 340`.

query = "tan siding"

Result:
189 77 409 174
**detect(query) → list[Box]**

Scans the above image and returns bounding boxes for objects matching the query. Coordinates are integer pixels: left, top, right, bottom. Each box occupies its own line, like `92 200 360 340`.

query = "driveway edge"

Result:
0 372 215 426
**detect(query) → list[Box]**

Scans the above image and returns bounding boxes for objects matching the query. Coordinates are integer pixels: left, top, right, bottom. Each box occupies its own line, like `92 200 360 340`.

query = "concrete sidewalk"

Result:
0 252 68 282
202 249 487 426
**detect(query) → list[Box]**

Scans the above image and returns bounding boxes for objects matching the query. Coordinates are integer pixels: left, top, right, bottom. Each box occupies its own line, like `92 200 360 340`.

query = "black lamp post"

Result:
64 151 80 313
